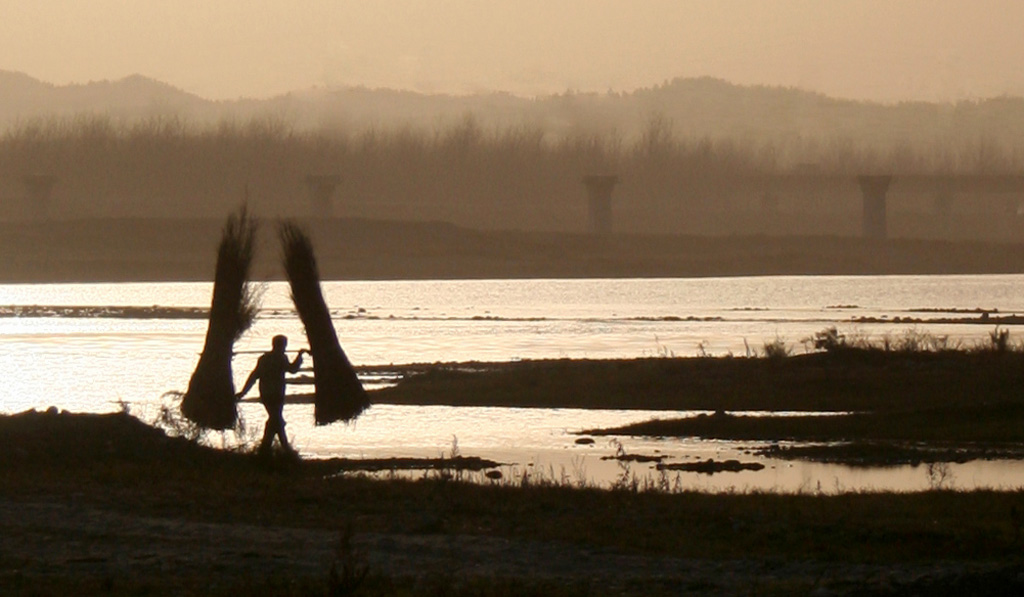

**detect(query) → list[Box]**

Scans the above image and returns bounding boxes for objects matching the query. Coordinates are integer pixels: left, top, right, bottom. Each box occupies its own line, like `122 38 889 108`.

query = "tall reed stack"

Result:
181 206 260 429
280 222 369 424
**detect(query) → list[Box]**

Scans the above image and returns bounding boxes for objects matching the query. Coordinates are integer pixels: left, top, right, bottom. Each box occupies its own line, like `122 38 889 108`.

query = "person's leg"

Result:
274 414 293 453
258 404 278 455
258 418 274 455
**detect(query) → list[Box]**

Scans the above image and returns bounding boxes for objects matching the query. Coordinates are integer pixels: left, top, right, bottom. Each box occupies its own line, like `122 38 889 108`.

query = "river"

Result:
3 275 1024 492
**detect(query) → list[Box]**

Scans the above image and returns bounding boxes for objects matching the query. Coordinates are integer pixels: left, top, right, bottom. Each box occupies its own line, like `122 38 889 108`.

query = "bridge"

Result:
580 173 1024 238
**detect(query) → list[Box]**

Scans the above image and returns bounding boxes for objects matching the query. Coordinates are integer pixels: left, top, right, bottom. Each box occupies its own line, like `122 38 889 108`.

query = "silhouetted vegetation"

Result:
374 346 1024 414
4 96 1024 240
280 222 369 424
552 329 1024 465
181 206 259 429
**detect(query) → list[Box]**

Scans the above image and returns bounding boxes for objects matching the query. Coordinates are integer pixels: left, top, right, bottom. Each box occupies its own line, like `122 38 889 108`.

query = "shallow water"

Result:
3 275 1024 492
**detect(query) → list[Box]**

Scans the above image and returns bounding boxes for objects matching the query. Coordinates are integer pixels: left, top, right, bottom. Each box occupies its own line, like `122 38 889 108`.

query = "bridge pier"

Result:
857 175 892 240
305 174 341 217
581 174 620 235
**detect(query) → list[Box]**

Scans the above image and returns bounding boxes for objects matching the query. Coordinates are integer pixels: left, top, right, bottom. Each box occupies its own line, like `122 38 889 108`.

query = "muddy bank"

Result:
5 408 1024 595
757 441 1024 467
7 352 1024 592
371 351 1024 414
4 217 1024 282
368 352 1024 468
7 496 1023 596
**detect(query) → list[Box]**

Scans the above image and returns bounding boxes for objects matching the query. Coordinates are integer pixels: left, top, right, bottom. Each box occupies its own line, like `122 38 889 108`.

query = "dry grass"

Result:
180 206 259 429
280 222 369 424
4 410 1024 564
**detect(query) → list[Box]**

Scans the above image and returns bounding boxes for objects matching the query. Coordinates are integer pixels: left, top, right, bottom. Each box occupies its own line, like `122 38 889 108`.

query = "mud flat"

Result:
373 351 1024 467
371 350 1024 414
6 348 1024 595
4 217 1024 282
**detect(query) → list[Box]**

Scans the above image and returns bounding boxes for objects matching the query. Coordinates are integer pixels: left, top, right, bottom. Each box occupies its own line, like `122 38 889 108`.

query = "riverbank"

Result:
7 349 1024 593
3 217 1024 282
3 408 1024 596
370 349 1024 413
371 348 1024 466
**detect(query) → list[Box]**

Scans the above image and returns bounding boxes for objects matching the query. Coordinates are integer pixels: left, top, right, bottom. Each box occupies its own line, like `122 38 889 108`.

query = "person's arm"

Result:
235 362 260 399
286 350 305 374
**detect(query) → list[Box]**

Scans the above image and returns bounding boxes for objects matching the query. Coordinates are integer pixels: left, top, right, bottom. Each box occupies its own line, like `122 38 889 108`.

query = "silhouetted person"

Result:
236 335 305 456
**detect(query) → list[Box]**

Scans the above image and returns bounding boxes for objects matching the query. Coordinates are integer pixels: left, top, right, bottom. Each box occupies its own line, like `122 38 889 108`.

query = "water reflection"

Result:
4 276 1024 493
119 401 1024 494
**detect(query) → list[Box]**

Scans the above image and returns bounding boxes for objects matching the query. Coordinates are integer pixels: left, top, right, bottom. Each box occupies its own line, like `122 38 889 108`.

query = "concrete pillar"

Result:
305 174 341 217
21 174 57 220
857 175 892 240
581 174 620 235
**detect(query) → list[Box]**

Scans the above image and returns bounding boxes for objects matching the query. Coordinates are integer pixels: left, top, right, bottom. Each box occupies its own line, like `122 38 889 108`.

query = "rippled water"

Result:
3 275 1024 492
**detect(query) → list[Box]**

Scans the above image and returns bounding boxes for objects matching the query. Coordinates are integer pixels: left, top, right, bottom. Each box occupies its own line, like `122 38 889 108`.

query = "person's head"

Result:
271 335 288 353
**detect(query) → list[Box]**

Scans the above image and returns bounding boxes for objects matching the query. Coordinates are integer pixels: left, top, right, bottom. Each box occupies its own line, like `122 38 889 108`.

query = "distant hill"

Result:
4 71 1024 148
0 70 212 122
625 78 1024 145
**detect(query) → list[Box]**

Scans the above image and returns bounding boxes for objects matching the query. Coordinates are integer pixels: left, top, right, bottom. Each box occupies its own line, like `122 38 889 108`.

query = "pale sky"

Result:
2 1 1023 102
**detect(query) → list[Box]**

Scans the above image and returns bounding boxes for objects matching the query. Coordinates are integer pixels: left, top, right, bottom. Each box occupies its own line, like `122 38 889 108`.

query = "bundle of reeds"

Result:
181 206 260 430
280 221 369 424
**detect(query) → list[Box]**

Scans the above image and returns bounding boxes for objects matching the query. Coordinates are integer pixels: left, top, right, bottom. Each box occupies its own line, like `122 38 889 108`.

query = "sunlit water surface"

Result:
3 275 1024 493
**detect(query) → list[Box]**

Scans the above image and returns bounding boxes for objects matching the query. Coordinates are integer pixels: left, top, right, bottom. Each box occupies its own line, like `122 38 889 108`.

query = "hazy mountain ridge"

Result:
4 71 1024 244
0 70 212 122
4 71 1024 147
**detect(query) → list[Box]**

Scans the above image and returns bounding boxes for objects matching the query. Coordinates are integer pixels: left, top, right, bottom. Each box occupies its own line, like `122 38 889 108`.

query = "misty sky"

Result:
3 1 1023 103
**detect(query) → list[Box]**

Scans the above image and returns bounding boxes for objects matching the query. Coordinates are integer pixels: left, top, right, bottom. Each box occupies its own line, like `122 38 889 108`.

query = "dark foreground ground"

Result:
3 217 1024 282
4 410 1024 597
7 352 1024 595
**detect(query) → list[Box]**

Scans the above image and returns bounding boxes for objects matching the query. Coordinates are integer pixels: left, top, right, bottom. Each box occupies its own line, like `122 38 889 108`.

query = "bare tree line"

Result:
2 114 1022 237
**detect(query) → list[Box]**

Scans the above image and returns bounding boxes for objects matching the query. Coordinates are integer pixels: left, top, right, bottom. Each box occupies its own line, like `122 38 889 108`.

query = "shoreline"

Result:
367 351 1024 412
4 217 1024 283
5 303 1022 330
7 346 1024 594
10 349 1024 468
3 408 1024 595
296 349 1024 468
